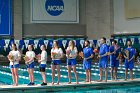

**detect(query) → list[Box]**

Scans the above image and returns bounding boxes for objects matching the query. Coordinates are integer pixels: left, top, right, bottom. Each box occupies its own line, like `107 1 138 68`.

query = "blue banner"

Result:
0 0 12 36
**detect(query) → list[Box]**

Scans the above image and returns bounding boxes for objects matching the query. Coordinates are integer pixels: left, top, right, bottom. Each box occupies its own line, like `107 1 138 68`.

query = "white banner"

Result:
31 0 79 23
44 40 48 48
24 40 29 48
62 40 67 48
4 39 10 51
34 40 38 49
80 40 84 48
89 40 93 47
97 40 101 47
14 40 20 49
122 38 127 45
130 38 134 45
4 39 10 48
106 39 110 45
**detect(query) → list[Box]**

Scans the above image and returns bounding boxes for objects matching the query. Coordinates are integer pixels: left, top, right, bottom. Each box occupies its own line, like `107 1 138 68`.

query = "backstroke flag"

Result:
31 0 79 23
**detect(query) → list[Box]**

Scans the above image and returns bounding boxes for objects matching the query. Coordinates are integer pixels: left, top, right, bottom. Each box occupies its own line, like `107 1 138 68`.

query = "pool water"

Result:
0 62 140 92
58 86 140 93
0 63 140 85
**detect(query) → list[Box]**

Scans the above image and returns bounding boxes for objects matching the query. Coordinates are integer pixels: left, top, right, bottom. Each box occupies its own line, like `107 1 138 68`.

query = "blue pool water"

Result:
58 86 140 93
0 63 140 84
0 63 140 92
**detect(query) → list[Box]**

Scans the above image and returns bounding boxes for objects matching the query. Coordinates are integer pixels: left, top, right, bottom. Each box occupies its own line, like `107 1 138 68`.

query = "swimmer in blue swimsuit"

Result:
124 40 135 80
98 37 109 82
83 40 94 83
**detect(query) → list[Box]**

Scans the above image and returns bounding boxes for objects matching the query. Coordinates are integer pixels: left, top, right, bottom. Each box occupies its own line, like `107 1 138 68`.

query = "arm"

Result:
129 49 136 61
99 45 109 58
66 47 70 58
85 54 94 60
116 52 121 60
51 49 54 59
69 47 78 58
129 55 135 62
7 51 13 62
85 48 94 60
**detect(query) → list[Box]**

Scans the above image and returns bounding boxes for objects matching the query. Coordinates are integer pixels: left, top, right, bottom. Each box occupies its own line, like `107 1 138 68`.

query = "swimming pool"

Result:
58 85 140 93
0 62 140 85
0 62 140 92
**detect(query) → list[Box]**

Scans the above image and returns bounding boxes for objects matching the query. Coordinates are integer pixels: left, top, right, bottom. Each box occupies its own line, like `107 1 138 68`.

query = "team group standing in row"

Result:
7 37 136 86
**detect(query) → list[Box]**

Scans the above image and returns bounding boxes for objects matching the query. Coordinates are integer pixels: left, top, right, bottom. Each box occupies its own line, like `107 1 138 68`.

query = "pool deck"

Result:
0 79 140 93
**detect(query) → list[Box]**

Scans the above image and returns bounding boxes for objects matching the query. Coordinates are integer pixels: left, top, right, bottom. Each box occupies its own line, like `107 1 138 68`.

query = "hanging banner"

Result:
97 40 101 47
14 40 19 49
48 40 53 48
34 40 38 49
75 40 80 47
122 38 127 45
4 39 10 48
130 38 134 45
80 40 84 48
89 40 93 47
106 39 110 45
31 0 79 23
19 40 25 50
24 40 29 48
62 40 67 48
93 40 97 47
139 38 140 44
0 0 12 35
73 40 76 46
114 39 118 43
44 40 49 48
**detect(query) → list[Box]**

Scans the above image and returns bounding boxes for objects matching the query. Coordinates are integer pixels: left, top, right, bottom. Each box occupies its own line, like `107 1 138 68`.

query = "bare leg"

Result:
73 66 79 84
67 65 71 84
111 68 114 80
125 69 128 80
27 68 31 82
114 67 118 81
105 68 108 82
30 68 34 83
85 70 89 82
51 65 55 85
41 72 47 83
88 69 91 82
11 68 15 85
56 65 60 85
97 68 102 82
14 68 18 86
130 69 133 80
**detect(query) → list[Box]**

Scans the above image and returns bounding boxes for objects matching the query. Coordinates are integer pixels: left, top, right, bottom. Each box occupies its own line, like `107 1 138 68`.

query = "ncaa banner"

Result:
0 0 12 35
31 0 79 23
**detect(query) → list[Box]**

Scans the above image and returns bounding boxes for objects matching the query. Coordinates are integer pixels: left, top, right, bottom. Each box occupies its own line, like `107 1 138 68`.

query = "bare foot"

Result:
130 78 133 80
85 79 89 82
68 82 71 84
76 82 79 84
56 82 59 85
13 83 18 86
124 78 127 81
89 81 92 84
115 79 118 81
103 80 107 82
97 79 102 82
52 82 54 85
